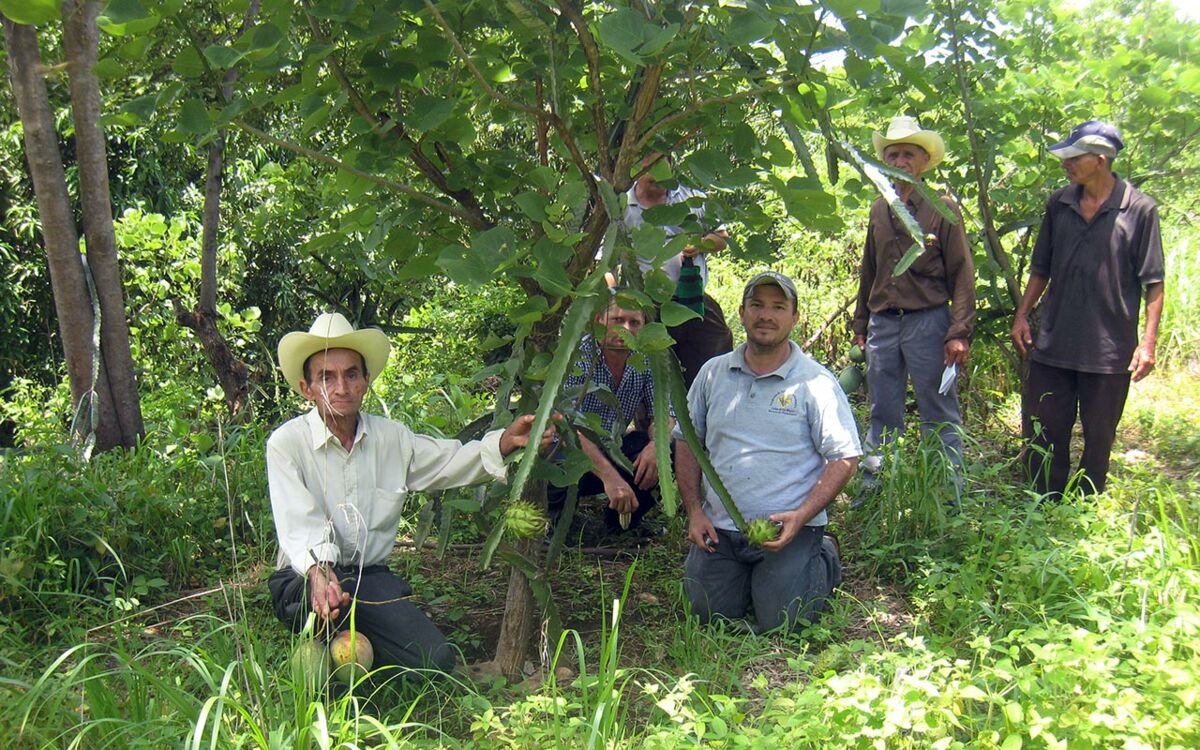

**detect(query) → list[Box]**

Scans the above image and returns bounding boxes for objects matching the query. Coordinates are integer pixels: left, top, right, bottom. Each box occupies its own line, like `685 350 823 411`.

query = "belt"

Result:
877 303 946 316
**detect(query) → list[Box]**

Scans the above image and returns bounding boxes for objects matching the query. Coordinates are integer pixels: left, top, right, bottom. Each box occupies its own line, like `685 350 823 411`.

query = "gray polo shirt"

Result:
1029 176 1165 374
674 342 862 530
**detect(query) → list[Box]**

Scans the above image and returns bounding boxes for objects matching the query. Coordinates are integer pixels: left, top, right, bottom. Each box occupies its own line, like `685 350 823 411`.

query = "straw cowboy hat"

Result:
872 116 946 170
278 312 391 394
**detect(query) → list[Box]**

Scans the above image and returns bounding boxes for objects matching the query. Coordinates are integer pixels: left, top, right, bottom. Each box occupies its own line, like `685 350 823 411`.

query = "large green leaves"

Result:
0 0 57 25
595 8 678 65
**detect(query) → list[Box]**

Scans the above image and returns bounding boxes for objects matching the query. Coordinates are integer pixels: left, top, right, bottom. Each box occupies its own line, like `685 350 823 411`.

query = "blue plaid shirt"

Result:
563 336 656 435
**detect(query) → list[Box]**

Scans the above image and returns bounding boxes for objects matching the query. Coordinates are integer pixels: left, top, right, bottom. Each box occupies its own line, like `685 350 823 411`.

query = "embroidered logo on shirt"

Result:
769 389 800 415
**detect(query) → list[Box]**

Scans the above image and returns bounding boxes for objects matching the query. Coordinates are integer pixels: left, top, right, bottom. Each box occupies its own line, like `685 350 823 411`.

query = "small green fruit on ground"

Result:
505 500 548 539
838 365 865 394
745 518 780 546
330 630 374 685
291 638 330 693
848 344 866 364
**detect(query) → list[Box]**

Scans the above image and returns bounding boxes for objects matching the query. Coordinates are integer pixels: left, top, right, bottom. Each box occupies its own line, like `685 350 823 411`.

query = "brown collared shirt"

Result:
852 191 976 342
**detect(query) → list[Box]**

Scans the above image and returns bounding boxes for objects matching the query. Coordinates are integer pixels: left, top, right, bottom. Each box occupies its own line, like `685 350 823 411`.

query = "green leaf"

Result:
725 11 776 45
641 203 691 226
91 59 126 79
596 8 647 65
533 261 572 298
664 353 747 530
644 269 676 303
648 352 679 517
172 47 206 78
121 94 157 122
203 44 245 70
248 23 284 53
509 296 549 324
408 95 454 132
635 322 675 354
515 191 548 222
0 0 58 25
178 99 211 135
96 0 160 35
506 272 610 509
437 244 491 286
659 300 702 327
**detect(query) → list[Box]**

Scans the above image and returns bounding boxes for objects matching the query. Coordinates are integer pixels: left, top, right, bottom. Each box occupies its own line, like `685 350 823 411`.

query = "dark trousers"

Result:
669 294 733 388
683 525 842 632
547 431 658 533
1022 360 1131 497
268 564 456 675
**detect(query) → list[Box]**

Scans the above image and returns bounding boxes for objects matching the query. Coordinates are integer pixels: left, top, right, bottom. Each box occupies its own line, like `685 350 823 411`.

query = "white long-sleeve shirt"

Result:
266 409 507 573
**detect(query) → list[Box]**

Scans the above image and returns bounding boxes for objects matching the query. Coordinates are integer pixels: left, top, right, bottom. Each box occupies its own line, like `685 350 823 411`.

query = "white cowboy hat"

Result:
872 116 946 171
278 312 391 394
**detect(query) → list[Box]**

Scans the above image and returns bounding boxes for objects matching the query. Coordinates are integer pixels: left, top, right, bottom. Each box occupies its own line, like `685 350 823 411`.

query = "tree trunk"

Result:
174 127 251 417
492 534 539 681
61 0 144 446
3 16 124 449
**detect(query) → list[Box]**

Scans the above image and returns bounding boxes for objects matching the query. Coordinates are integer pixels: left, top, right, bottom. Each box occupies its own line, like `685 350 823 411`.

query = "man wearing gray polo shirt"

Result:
675 272 863 632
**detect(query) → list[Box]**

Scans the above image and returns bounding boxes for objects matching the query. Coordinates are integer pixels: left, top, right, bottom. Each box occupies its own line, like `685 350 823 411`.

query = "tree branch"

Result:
422 0 598 202
552 0 610 179
633 77 800 159
234 120 489 228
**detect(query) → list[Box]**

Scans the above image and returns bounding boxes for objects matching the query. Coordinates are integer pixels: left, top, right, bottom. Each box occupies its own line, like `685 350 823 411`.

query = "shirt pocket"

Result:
367 487 407 537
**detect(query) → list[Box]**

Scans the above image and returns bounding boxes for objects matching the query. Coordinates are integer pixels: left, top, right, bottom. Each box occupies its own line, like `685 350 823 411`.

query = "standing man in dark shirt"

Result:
1012 121 1165 498
852 117 976 491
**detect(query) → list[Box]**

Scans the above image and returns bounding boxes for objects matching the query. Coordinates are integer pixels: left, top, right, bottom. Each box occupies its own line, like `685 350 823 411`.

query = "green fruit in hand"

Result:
838 365 864 394
291 638 330 694
330 630 374 685
505 500 548 539
745 518 780 546
848 344 866 364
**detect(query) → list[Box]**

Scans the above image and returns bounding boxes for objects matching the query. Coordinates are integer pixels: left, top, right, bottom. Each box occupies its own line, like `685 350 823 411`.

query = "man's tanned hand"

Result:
308 563 350 623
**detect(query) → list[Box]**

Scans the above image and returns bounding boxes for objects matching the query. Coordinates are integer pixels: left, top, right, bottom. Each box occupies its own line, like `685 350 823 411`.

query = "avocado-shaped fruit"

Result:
848 344 866 364
745 518 781 546
330 630 374 685
291 638 330 694
838 365 864 394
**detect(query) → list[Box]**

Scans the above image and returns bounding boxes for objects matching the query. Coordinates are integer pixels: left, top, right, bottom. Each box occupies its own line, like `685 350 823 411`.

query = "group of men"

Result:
264 116 1165 679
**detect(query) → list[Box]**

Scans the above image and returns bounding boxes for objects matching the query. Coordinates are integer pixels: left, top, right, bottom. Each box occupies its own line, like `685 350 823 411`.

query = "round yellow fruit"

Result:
329 630 374 685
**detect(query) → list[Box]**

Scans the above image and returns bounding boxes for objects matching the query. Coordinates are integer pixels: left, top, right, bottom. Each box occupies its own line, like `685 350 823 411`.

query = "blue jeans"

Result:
683 525 841 632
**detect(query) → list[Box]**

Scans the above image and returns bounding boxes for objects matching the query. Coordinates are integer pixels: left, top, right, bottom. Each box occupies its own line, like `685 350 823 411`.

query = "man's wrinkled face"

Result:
298 348 368 421
1061 152 1106 184
883 142 930 180
598 303 645 351
739 285 798 349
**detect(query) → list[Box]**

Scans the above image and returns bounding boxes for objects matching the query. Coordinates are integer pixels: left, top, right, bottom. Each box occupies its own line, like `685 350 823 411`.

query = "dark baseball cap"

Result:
1049 120 1124 159
742 271 797 303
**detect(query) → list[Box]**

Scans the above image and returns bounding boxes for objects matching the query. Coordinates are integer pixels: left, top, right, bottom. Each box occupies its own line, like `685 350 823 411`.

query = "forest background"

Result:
1 0 1198 747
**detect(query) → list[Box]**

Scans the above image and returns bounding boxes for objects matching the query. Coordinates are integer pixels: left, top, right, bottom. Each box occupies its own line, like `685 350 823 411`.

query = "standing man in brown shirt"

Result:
852 117 976 493
1012 121 1164 498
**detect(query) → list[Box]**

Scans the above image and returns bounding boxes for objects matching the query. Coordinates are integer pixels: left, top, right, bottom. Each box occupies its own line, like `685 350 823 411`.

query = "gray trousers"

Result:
268 565 457 675
683 525 841 632
864 305 963 469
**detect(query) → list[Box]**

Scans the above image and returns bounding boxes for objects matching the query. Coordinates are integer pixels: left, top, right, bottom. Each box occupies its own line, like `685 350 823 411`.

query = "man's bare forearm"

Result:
792 458 858 526
675 440 704 516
